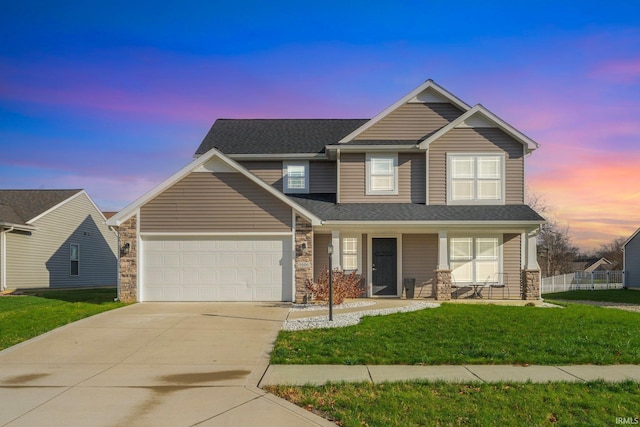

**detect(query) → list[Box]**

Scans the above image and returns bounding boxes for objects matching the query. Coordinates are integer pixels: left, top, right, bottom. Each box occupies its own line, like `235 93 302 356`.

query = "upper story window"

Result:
448 154 504 204
283 161 309 194
70 244 79 276
366 153 398 195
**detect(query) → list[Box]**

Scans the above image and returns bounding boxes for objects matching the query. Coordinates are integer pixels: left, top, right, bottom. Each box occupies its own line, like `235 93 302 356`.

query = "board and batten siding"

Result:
140 172 292 232
502 233 521 299
624 233 640 289
239 161 336 194
402 234 438 297
339 152 426 203
428 128 525 205
6 193 118 288
355 103 463 140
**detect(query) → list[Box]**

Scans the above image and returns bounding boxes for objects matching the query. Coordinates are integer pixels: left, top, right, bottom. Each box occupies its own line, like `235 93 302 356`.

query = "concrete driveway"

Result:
0 303 333 427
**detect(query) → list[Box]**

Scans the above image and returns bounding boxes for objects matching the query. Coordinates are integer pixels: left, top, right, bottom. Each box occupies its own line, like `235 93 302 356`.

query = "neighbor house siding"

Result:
428 128 524 205
625 233 640 289
355 103 463 140
6 193 118 289
339 152 426 203
140 172 292 232
503 233 521 299
402 234 438 297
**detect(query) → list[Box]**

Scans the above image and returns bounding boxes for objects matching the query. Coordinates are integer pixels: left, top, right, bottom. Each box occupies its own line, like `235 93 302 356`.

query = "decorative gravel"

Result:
290 301 376 312
282 302 440 331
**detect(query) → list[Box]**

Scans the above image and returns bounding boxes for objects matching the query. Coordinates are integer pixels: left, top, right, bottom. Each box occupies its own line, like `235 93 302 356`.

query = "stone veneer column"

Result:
521 269 541 300
294 215 313 303
119 215 138 303
433 269 452 301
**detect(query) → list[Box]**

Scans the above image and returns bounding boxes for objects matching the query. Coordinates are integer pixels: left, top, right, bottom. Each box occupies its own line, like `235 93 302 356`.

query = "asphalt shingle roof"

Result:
0 190 82 225
195 119 369 155
289 194 545 222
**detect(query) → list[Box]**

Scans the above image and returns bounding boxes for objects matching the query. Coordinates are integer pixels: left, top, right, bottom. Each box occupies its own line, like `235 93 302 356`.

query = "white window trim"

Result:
448 234 503 284
366 153 398 195
447 153 505 205
283 160 309 194
70 243 80 276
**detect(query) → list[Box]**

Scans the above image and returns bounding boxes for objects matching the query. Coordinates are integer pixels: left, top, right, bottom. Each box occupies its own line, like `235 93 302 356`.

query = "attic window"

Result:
283 161 309 194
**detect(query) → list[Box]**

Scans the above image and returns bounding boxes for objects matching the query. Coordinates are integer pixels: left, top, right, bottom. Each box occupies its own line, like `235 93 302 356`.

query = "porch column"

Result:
434 231 452 301
331 230 341 270
521 229 541 300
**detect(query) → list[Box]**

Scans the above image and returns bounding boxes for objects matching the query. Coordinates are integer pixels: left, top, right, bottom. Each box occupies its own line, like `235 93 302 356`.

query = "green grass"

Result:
545 289 640 304
0 288 126 350
267 381 640 426
272 303 640 365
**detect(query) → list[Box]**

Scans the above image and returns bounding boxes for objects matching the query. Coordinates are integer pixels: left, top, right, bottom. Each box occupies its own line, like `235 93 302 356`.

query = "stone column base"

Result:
433 269 452 301
521 269 541 300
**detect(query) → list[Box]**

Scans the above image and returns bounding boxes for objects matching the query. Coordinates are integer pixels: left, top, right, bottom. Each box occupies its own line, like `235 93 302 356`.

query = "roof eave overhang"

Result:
226 153 328 160
319 220 545 227
0 222 37 231
325 144 420 152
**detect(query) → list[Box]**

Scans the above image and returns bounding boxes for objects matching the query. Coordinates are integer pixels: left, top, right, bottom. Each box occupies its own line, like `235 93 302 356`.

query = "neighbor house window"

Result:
342 237 358 271
366 153 398 195
70 244 79 276
449 237 499 283
283 161 309 193
448 154 504 204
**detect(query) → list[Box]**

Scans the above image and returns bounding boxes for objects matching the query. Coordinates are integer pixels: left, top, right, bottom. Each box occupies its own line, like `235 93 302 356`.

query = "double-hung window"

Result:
450 237 499 283
70 244 79 276
366 153 398 195
342 237 359 271
283 161 309 194
448 154 504 204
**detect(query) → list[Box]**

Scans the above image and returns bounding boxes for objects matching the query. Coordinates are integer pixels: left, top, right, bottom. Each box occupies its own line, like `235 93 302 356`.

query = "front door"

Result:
372 238 397 296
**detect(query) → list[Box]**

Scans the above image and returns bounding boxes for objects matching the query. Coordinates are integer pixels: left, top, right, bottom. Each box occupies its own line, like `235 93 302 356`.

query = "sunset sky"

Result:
1 1 639 251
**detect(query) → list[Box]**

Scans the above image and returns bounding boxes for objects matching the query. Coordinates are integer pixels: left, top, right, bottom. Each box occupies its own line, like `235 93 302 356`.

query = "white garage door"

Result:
142 236 293 302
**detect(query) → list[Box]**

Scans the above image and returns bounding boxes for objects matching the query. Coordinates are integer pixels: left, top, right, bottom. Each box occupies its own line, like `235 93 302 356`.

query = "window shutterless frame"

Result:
366 153 398 195
282 160 309 194
447 153 505 205
70 243 79 276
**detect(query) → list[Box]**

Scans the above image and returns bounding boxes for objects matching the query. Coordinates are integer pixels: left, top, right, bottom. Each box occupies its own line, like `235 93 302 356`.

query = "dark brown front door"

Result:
372 238 397 296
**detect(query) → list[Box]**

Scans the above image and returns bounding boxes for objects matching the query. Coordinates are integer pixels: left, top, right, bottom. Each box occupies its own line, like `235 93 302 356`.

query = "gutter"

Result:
0 225 14 292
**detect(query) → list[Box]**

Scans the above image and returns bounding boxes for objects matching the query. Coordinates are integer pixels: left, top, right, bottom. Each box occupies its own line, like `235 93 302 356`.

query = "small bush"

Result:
306 268 364 305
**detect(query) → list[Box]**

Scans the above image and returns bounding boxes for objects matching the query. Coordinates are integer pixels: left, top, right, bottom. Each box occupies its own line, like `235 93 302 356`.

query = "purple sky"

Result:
1 1 639 250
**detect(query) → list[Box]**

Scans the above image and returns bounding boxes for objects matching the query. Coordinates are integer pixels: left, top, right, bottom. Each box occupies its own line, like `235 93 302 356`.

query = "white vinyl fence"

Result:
541 271 623 294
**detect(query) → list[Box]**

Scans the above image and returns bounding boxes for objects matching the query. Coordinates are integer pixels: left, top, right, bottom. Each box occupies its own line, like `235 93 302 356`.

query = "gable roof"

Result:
418 104 539 152
338 80 472 143
107 148 322 227
624 227 640 247
195 119 368 156
0 189 82 227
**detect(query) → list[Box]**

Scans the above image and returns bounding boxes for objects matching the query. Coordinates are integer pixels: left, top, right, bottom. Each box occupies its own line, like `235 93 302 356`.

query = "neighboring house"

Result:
570 257 617 273
623 228 640 289
107 80 545 303
0 190 118 290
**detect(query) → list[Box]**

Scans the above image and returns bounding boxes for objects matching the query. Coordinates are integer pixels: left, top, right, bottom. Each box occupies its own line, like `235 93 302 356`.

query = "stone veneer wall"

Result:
118 215 138 303
294 215 313 303
433 269 452 301
521 269 541 300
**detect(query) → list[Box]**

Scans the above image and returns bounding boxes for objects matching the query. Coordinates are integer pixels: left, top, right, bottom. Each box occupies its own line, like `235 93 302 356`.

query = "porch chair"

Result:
450 274 469 299
488 272 509 299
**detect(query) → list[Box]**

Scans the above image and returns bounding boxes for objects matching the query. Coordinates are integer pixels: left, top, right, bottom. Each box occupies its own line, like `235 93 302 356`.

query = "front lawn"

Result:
267 381 640 426
545 289 640 304
272 303 640 365
0 288 125 351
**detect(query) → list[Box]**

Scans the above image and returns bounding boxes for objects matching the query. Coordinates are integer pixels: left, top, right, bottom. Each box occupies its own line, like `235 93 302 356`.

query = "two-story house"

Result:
107 80 545 303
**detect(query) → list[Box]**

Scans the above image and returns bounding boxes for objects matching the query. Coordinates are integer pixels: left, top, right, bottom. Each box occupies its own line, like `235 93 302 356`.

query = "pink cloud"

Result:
590 58 640 83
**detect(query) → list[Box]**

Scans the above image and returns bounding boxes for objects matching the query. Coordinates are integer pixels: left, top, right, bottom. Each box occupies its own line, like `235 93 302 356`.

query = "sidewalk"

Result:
260 364 640 386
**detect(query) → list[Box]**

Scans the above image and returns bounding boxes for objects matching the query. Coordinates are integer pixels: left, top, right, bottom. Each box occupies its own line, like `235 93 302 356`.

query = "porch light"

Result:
328 243 333 255
122 242 130 255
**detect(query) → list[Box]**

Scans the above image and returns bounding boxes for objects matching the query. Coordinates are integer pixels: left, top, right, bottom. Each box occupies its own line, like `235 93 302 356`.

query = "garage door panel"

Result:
142 236 292 302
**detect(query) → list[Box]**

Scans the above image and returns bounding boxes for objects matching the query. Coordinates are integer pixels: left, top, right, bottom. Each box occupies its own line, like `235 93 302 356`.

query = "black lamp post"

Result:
328 243 333 321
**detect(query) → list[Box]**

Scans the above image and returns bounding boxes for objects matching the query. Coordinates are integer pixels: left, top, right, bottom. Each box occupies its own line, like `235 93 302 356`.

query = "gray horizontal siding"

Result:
625 234 640 288
402 234 438 297
428 128 524 205
140 172 292 232
6 193 118 289
502 233 521 299
313 234 331 280
355 103 463 140
339 152 426 203
310 161 336 193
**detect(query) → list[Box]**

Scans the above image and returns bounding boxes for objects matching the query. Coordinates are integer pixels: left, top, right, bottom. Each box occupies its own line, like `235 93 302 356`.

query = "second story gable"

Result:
194 80 538 207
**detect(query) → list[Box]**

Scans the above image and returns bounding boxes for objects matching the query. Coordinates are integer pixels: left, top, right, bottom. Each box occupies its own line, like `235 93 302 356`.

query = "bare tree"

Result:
595 236 626 269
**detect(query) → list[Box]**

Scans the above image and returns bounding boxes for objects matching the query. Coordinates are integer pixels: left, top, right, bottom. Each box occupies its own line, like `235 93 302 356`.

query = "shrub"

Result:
305 268 364 305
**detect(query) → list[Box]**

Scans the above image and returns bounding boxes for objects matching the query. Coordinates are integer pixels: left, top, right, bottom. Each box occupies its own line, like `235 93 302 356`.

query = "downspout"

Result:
110 225 121 302
0 226 14 292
